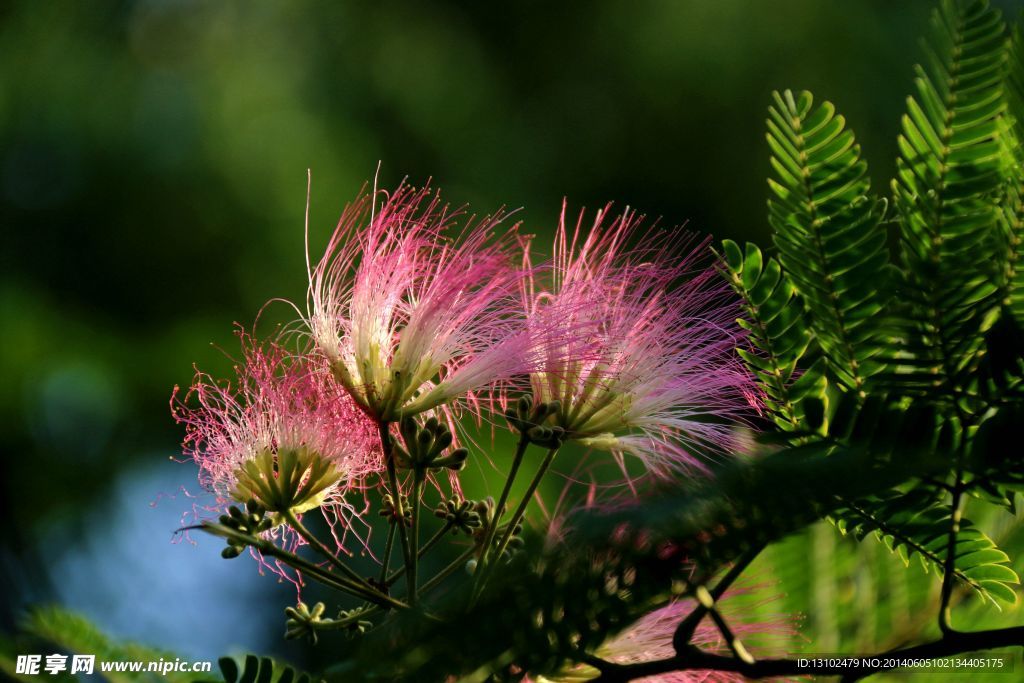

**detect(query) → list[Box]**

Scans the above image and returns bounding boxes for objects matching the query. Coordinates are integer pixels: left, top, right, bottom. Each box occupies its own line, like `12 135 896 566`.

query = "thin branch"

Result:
476 445 560 595
420 546 477 596
473 432 531 595
282 509 376 593
380 421 415 602
672 544 763 653
410 473 425 606
377 521 397 586
590 626 1024 682
939 473 966 635
386 520 455 587
200 522 408 610
576 652 615 673
702 593 755 666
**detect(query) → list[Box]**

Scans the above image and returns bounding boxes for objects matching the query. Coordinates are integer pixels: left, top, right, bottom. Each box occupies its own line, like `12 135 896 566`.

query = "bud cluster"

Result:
504 396 565 448
379 493 412 527
284 603 374 644
173 179 758 655
219 500 272 559
435 497 484 535
393 416 469 473
471 497 525 562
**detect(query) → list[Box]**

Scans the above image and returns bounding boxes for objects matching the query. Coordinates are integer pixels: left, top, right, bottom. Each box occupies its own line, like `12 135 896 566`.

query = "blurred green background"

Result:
3 0 1022 677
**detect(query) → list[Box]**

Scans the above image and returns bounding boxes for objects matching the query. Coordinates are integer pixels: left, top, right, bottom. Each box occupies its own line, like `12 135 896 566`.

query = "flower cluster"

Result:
173 179 757 542
305 184 534 422
172 176 760 615
171 335 379 541
522 203 754 475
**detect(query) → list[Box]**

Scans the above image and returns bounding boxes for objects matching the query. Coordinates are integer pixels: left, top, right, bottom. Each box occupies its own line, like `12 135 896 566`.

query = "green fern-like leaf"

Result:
767 89 892 395
971 20 1024 401
213 654 315 683
834 489 1019 605
998 24 1024 325
891 0 1009 399
968 21 1024 399
719 239 822 430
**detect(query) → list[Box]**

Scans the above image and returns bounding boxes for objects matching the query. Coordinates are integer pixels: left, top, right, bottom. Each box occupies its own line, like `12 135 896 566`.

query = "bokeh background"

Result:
3 0 1022 678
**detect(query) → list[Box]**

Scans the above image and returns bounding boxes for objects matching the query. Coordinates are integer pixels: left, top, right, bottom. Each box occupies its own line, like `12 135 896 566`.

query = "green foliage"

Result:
998 24 1024 328
835 488 1019 605
0 607 194 683
766 89 891 394
721 1 1024 623
710 0 1024 678
0 608 317 683
208 655 317 683
720 239 822 430
891 0 1008 400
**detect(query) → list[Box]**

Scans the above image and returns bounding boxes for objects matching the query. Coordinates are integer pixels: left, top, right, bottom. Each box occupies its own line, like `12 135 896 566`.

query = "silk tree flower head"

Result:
524 204 756 476
171 334 381 530
306 181 536 423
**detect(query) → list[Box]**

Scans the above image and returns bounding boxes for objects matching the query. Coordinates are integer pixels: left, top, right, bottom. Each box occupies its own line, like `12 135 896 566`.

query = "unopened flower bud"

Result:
379 493 412 527
432 447 468 471
393 416 467 473
517 395 533 417
434 497 482 534
221 545 244 559
284 601 327 644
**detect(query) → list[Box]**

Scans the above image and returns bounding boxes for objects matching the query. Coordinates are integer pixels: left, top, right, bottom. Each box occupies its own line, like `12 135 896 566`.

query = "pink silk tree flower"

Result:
305 182 534 423
171 333 381 532
524 203 757 476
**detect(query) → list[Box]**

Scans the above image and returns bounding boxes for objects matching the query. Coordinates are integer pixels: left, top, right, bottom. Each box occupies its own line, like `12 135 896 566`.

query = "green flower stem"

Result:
379 421 415 601
419 545 477 596
473 432 531 591
493 445 559 557
374 549 475 632
315 605 381 631
377 521 397 586
478 445 560 595
409 472 425 606
386 520 454 586
281 508 376 594
419 519 454 557
201 522 407 610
